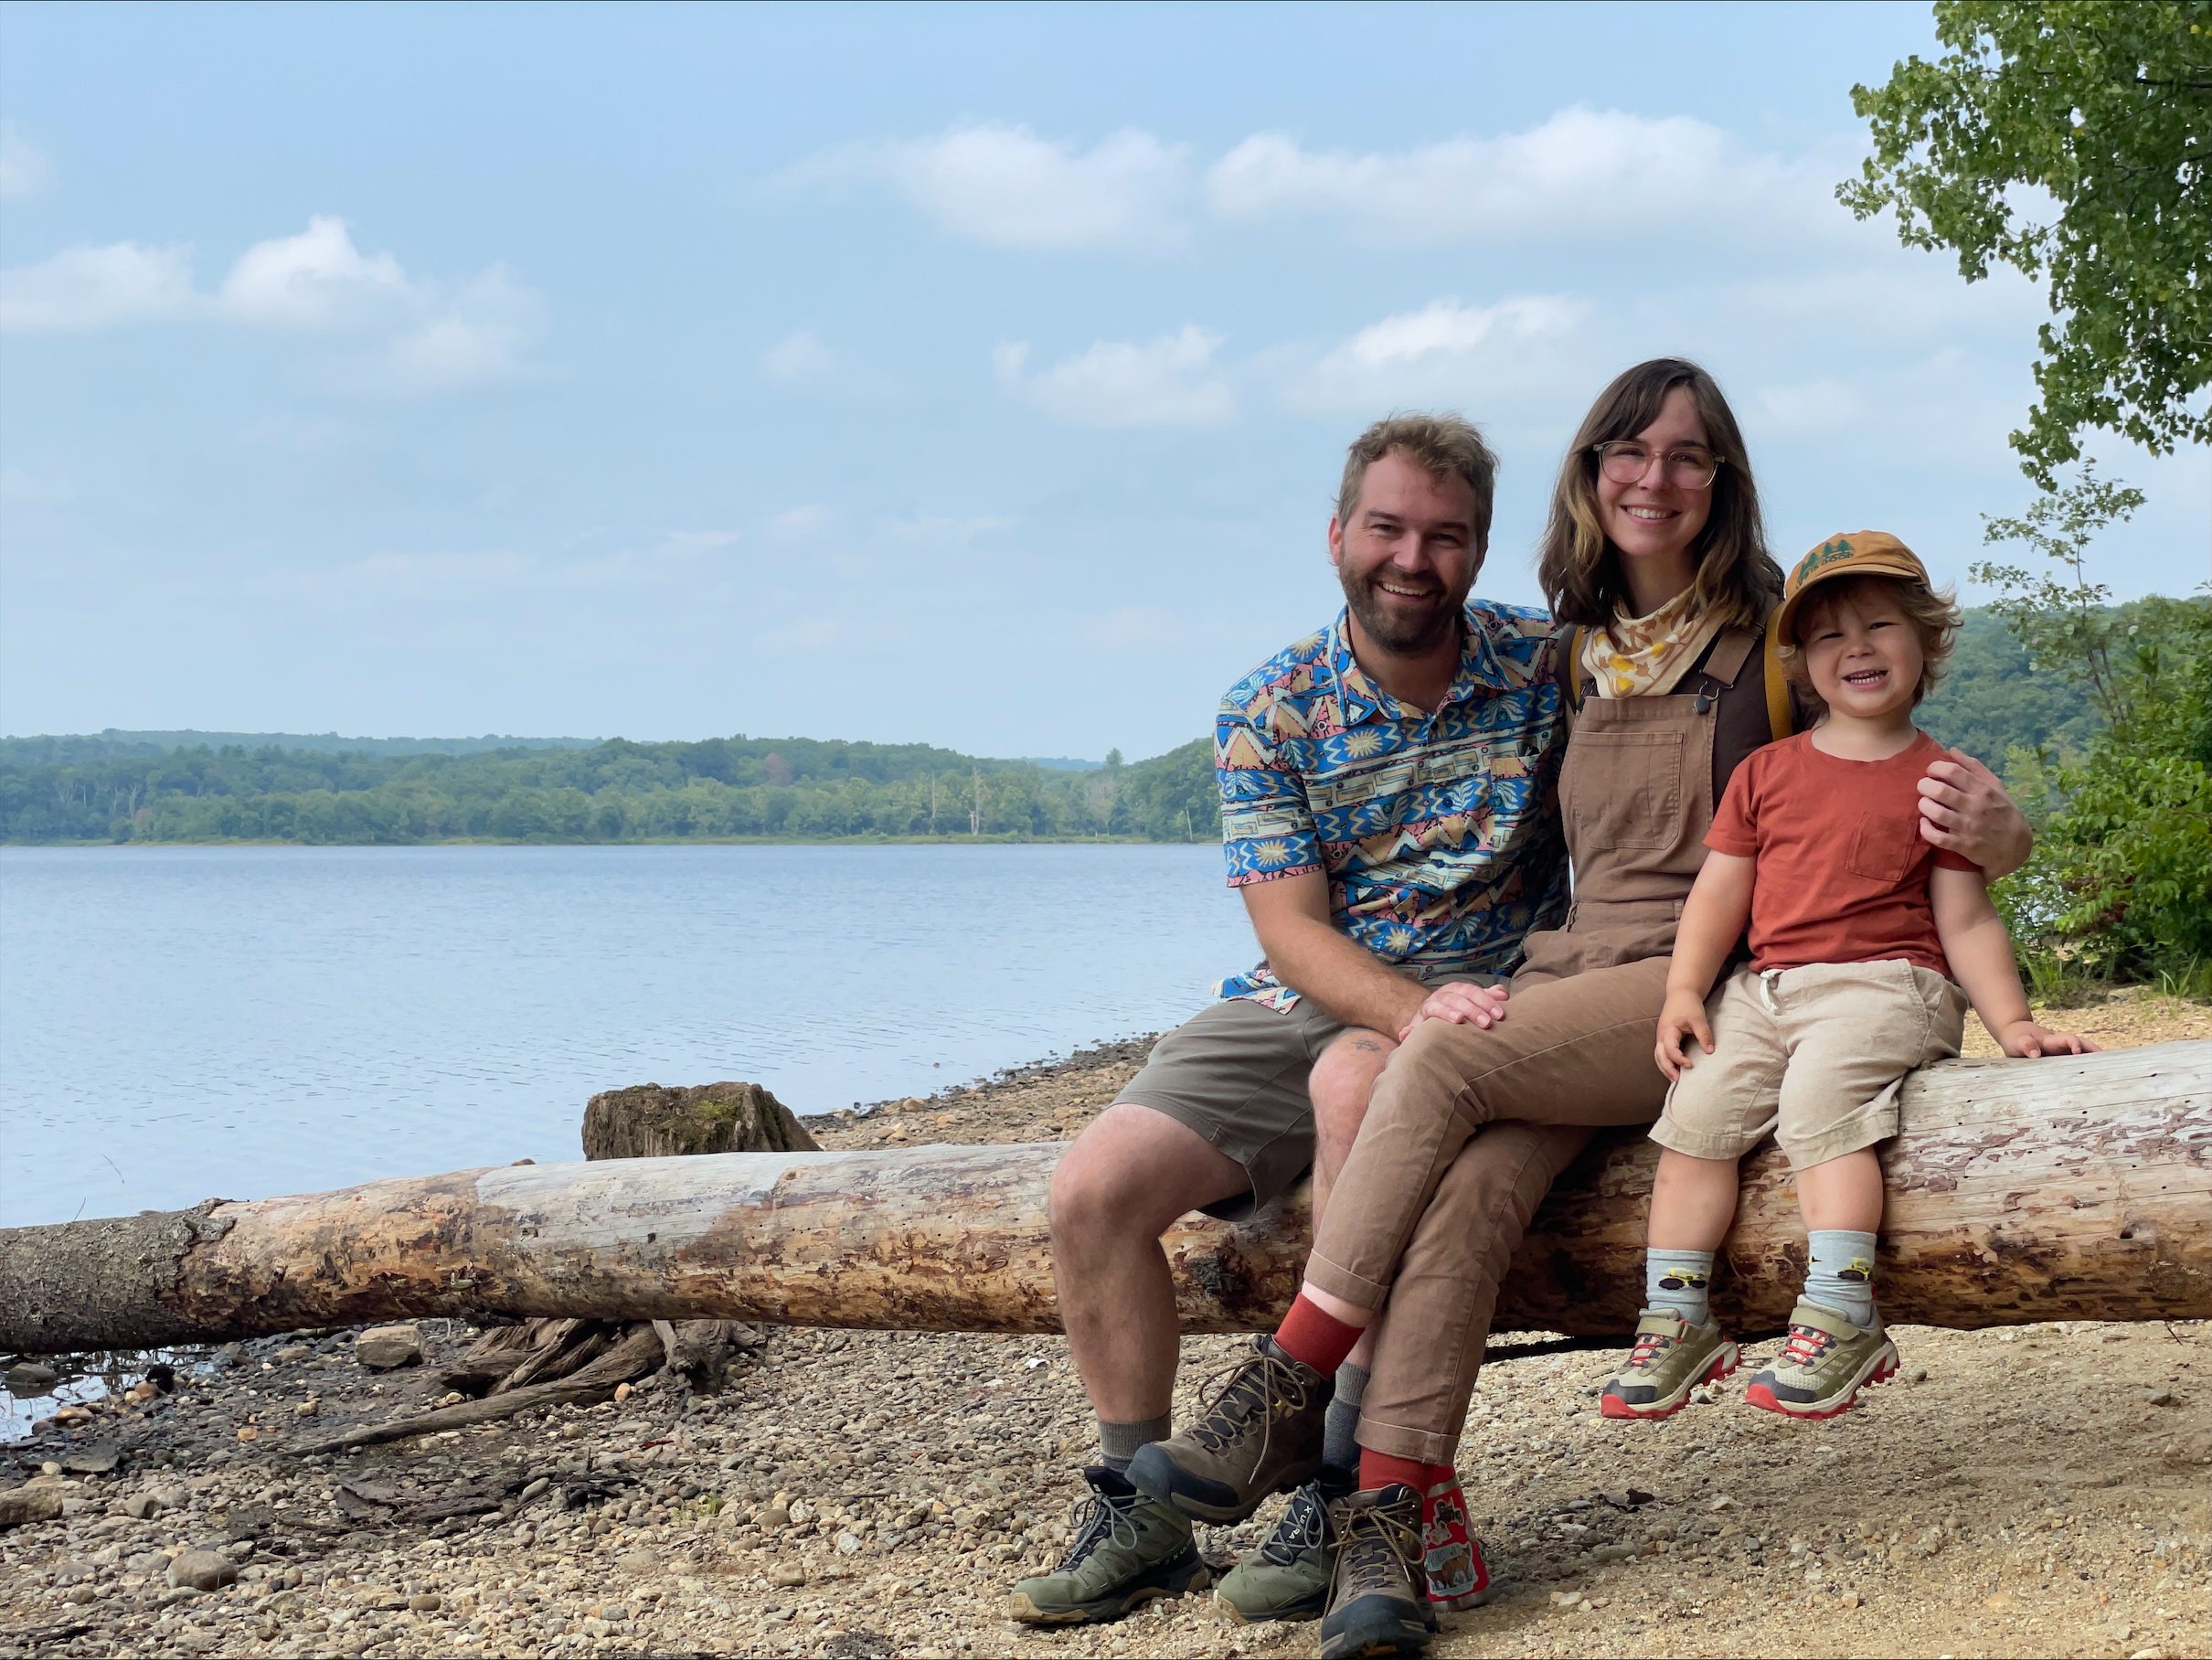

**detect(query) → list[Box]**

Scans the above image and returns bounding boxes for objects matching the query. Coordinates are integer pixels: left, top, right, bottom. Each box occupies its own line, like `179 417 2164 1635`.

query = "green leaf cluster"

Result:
1841 1 2212 483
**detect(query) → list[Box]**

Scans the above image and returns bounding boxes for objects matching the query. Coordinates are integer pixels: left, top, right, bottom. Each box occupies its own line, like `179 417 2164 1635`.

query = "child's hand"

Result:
1654 987 1715 1082
1997 1019 2099 1059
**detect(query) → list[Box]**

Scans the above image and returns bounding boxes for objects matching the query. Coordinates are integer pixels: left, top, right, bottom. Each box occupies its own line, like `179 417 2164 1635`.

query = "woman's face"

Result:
1595 384 1714 580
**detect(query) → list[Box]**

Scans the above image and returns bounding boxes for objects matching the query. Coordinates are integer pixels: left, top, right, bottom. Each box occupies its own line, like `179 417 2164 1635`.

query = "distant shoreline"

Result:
0 833 1207 850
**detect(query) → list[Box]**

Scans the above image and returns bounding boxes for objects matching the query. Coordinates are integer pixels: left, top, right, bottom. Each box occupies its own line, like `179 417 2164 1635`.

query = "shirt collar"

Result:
1325 604 1511 723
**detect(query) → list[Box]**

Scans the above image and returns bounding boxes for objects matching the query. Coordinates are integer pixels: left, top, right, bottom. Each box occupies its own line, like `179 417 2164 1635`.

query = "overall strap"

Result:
1701 625 1757 686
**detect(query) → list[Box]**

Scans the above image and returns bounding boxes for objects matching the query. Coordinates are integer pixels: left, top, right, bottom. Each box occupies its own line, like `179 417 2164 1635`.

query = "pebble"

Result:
166 1551 239 1592
354 1324 425 1369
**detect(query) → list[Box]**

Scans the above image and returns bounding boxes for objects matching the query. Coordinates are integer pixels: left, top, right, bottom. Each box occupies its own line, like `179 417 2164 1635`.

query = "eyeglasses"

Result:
1590 442 1724 490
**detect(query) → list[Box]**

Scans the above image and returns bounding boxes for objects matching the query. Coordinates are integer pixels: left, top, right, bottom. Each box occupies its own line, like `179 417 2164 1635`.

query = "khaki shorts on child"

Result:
1653 958 1969 1171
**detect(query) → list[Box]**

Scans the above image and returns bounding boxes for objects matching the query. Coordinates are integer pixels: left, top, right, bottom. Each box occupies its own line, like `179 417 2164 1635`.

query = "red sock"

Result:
1273 1293 1365 1378
1359 1450 1434 1496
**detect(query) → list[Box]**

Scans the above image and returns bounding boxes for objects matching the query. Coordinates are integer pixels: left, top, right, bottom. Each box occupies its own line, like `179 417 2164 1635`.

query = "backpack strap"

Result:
1556 626 1589 729
1761 623 1793 740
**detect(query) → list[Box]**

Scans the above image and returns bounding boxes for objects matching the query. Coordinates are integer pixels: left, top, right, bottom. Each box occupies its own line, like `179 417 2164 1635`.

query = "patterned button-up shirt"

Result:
1213 600 1569 1009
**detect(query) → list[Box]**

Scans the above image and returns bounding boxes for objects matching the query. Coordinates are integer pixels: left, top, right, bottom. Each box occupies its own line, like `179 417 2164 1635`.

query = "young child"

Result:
1600 531 2092 1422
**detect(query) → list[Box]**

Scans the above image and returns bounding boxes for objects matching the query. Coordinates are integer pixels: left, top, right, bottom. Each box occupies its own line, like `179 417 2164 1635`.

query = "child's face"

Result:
1798 584 1924 721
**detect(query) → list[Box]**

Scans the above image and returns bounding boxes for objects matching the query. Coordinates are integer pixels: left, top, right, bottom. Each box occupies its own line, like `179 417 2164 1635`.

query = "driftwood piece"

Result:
292 1325 668 1456
2 1043 2207 1354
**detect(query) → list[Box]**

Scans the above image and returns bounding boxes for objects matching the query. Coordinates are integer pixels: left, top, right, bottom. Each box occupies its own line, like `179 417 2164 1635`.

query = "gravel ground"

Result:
3 992 2207 1659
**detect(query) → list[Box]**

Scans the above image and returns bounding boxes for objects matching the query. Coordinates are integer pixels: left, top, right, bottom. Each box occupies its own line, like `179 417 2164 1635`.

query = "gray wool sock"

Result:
1643 1250 1717 1326
1805 1230 1880 1327
1323 1362 1368 1475
1097 1414 1172 1477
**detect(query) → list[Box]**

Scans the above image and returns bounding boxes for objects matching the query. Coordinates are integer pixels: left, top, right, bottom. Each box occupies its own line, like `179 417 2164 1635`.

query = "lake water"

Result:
0 844 1254 1228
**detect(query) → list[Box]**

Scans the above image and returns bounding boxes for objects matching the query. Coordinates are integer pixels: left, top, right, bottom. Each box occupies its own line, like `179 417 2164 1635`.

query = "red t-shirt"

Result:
1705 729 1977 974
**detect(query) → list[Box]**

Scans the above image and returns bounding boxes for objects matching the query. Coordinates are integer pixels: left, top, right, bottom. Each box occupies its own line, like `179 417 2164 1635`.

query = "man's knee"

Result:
1048 1102 1238 1245
1310 1029 1396 1163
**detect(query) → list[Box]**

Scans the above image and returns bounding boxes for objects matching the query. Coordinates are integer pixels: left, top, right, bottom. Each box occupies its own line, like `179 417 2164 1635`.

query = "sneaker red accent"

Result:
1745 1354 1899 1419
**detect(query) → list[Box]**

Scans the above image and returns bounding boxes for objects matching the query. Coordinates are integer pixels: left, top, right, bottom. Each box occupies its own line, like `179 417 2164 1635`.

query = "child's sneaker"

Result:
1600 1312 1739 1420
1419 1470 1495 1612
1744 1301 1898 1419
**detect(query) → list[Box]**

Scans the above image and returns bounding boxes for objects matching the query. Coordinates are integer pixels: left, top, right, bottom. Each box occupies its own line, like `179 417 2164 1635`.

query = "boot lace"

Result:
1054 1485 1141 1573
1332 1495 1422 1601
1625 1328 1677 1371
1778 1324 1835 1370
1186 1346 1316 1473
1258 1480 1331 1567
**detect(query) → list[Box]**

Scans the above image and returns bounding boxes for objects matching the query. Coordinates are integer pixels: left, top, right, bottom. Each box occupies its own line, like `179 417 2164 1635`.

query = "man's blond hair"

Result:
1337 413 1499 548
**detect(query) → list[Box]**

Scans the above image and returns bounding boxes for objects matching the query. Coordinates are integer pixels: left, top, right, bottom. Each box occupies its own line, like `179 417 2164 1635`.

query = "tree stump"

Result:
440 1083 814 1403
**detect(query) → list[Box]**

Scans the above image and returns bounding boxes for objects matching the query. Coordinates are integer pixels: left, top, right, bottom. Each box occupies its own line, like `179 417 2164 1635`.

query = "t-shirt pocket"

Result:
1562 728 1682 851
1845 812 1923 884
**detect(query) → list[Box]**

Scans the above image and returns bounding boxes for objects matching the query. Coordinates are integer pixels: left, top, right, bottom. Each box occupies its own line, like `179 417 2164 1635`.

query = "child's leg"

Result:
1796 1148 1883 1326
1643 1148 1741 1325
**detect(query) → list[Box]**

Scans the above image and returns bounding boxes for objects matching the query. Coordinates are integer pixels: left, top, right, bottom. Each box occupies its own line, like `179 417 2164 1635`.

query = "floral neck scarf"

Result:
1579 586 1728 698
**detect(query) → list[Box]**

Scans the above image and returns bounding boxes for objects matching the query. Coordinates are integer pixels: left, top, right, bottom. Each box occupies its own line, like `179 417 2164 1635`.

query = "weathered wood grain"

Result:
2 1043 2205 1355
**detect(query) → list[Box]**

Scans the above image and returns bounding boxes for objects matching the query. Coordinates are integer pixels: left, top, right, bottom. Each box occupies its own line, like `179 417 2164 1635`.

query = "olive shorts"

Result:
1653 958 1969 1171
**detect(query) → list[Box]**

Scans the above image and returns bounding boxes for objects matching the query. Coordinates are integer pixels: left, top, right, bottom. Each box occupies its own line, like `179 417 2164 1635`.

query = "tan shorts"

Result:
1652 959 1968 1171
1115 979 1498 1221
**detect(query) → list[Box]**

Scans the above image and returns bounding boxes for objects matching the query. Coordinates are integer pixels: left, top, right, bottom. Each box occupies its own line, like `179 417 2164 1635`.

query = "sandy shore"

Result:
3 993 2207 1659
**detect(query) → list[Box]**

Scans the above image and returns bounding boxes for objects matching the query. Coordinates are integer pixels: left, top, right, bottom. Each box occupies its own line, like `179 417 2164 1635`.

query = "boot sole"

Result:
1007 1556 1210 1625
1600 1343 1741 1421
1745 1342 1898 1420
1320 1598 1433 1659
1128 1443 1324 1525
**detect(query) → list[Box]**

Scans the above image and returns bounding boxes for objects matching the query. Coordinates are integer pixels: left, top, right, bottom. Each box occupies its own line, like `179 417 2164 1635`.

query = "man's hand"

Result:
1654 986 1715 1082
1917 748 2032 877
1995 1018 2098 1059
1396 981 1509 1042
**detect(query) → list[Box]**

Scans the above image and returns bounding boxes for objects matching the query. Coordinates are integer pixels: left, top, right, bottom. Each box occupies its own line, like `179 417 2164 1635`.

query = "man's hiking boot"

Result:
1600 1312 1740 1421
1419 1469 1496 1612
1744 1301 1898 1419
1319 1484 1435 1660
1215 1470 1352 1623
1006 1466 1207 1625
1127 1335 1331 1524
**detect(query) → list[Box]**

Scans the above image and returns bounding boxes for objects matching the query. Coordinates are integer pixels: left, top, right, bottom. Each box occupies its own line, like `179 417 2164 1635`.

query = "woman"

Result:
1128 357 2030 1659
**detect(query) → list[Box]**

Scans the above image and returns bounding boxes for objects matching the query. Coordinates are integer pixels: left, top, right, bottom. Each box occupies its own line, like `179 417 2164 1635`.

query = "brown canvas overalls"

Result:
1304 623 1777 1463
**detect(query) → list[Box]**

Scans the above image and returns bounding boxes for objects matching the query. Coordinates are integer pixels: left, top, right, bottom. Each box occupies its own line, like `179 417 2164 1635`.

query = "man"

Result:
1008 413 1563 1627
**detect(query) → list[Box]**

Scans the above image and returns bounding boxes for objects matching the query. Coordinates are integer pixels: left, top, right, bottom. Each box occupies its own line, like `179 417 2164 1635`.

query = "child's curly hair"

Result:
1779 572 1962 708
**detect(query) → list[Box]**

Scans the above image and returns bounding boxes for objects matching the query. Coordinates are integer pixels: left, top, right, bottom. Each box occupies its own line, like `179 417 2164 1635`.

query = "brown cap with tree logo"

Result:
1775 530 1932 646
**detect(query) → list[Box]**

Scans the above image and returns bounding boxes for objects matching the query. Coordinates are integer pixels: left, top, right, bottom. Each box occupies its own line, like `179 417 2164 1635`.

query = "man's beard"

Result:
1340 567 1463 655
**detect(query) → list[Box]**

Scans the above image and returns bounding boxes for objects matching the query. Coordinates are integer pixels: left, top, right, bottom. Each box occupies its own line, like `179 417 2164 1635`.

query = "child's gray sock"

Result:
1097 1414 1172 1477
1322 1363 1368 1476
1643 1250 1717 1326
1805 1230 1880 1327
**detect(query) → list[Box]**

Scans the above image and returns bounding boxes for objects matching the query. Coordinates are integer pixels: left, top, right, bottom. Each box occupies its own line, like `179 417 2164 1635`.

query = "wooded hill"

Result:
0 604 2104 846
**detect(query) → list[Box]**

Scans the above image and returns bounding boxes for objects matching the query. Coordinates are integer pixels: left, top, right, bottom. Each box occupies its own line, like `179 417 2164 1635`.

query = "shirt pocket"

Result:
1560 728 1681 852
1845 812 1923 884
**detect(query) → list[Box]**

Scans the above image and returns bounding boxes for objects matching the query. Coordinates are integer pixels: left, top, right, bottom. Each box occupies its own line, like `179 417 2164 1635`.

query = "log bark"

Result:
3 1043 2206 1355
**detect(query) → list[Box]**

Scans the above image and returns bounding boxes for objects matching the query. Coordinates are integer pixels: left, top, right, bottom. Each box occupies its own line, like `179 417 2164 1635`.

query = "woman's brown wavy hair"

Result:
1537 357 1783 633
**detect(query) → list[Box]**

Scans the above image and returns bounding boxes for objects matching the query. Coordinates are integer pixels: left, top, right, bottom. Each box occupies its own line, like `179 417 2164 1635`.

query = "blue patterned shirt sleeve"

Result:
1216 691 1321 887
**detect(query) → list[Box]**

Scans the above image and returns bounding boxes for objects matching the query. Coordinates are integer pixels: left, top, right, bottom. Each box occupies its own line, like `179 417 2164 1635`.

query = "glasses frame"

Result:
1590 441 1725 492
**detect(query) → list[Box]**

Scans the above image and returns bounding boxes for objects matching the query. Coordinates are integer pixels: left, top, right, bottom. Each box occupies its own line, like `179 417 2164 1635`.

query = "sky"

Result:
2 1 2206 763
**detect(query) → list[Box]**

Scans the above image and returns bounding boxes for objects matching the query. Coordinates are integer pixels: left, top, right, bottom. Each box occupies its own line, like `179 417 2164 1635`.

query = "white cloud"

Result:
0 241 197 332
0 127 53 201
1288 296 1591 413
994 325 1234 429
782 123 1192 250
371 267 548 396
1208 108 1823 242
220 216 410 330
760 327 899 402
770 505 835 539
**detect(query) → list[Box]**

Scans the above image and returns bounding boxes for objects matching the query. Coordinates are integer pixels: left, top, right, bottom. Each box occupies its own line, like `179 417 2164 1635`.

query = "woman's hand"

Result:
1996 1018 2098 1059
1396 981 1509 1042
1654 986 1715 1081
1917 749 2033 878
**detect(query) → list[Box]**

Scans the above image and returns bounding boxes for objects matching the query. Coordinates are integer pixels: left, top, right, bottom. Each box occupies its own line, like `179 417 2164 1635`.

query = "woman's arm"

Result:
1930 867 2094 1058
1917 749 2033 878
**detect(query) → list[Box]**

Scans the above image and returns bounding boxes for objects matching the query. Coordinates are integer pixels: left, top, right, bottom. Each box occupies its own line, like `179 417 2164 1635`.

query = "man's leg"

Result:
1048 1102 1248 1443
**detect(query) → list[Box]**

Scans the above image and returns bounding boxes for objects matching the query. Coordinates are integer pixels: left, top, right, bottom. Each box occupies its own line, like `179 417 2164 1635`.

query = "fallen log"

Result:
2 1042 2206 1355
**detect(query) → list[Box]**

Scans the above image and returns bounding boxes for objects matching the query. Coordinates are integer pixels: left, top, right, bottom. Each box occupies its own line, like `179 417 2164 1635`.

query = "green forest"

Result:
0 603 2140 849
